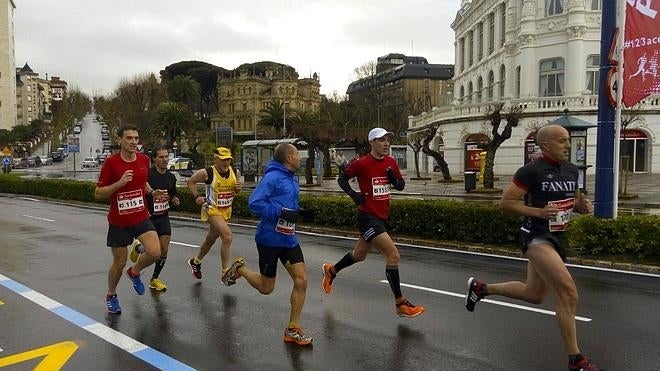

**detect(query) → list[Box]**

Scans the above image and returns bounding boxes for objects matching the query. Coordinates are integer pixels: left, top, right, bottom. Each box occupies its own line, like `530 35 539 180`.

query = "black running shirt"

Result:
146 167 178 217
513 155 579 235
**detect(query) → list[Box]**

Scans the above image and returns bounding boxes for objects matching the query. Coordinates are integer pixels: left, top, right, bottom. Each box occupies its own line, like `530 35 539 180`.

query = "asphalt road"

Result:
0 196 658 370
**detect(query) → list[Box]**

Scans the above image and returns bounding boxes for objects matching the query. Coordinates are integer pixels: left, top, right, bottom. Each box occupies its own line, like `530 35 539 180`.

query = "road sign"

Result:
67 136 80 153
3 157 10 166
2 146 10 156
137 144 143 151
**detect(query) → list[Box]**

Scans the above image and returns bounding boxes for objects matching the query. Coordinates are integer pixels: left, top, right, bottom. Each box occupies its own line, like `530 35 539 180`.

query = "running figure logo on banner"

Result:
623 0 660 106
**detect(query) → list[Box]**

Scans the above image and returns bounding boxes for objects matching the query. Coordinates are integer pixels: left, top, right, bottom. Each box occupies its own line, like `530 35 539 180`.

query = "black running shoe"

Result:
465 277 485 312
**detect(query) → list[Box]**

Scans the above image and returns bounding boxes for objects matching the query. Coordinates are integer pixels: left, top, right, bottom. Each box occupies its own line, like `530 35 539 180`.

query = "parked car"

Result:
96 153 109 164
73 126 81 134
81 157 98 168
168 157 194 170
38 155 53 166
15 157 29 169
27 156 38 167
51 151 63 162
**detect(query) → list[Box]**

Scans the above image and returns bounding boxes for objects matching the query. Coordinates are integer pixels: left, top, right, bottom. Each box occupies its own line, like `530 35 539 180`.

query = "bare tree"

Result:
407 130 426 178
483 104 525 188
421 125 452 180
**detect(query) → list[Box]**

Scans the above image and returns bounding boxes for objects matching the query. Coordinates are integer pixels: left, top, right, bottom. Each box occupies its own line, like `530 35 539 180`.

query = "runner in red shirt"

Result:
321 127 425 318
95 124 167 314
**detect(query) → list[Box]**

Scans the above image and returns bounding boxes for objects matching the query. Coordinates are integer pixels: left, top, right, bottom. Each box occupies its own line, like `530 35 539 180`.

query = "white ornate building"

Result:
0 0 16 130
409 0 659 175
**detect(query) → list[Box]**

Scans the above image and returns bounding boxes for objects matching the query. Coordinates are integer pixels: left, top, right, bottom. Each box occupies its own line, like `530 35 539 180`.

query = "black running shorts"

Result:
107 218 156 248
256 244 305 278
356 211 388 242
519 230 567 261
150 215 171 237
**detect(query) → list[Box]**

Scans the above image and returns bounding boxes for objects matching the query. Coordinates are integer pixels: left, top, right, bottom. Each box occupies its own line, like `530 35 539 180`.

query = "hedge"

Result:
1 174 658 258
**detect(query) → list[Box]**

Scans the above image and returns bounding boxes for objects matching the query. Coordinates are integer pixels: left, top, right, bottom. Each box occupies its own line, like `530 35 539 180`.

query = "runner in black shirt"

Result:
129 146 180 291
464 125 601 371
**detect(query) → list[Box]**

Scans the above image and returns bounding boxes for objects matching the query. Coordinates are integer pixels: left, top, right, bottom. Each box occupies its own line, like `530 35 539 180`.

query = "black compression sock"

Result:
152 256 167 279
333 252 356 274
385 265 403 298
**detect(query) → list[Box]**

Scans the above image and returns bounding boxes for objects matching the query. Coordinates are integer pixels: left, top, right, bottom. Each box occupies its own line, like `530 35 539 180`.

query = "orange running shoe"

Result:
321 263 335 294
283 327 313 346
396 298 425 318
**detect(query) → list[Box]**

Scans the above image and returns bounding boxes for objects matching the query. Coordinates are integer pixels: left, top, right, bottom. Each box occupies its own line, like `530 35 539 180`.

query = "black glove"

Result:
299 208 316 221
386 167 405 191
349 191 365 205
386 167 398 184
280 208 299 223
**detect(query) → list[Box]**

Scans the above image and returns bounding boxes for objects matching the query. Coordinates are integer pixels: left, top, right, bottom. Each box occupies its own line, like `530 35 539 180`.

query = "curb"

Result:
3 193 659 275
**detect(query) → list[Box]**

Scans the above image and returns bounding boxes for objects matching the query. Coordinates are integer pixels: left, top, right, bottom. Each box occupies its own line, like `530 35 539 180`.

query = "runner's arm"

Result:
186 168 208 198
500 182 556 220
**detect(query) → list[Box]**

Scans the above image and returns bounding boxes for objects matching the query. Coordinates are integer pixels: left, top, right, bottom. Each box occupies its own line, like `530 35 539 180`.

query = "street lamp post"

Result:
283 99 287 137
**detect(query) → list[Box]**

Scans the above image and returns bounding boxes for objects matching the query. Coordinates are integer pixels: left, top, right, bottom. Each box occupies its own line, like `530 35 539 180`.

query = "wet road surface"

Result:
0 195 659 370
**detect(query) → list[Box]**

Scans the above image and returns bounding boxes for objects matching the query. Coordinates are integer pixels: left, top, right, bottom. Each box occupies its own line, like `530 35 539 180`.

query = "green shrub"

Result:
568 215 660 257
2 175 658 258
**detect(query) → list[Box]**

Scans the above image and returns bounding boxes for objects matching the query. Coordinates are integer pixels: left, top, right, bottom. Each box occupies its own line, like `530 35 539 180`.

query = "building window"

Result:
500 3 506 47
460 85 465 102
477 22 484 61
27 85 31 92
488 13 495 54
546 0 563 16
477 76 483 102
515 66 521 98
459 38 465 72
242 102 247 111
591 0 601 10
500 64 506 98
468 81 474 102
488 70 495 100
468 30 474 66
586 54 600 94
28 107 32 112
539 58 564 97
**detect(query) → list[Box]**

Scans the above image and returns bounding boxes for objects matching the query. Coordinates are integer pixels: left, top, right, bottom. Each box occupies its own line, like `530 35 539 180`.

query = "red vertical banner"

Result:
623 0 660 107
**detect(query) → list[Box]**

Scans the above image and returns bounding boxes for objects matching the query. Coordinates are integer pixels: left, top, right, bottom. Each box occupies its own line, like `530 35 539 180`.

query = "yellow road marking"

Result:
0 341 78 370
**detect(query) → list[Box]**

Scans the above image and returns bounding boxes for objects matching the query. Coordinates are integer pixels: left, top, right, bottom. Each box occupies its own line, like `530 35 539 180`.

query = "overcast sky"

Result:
14 0 459 97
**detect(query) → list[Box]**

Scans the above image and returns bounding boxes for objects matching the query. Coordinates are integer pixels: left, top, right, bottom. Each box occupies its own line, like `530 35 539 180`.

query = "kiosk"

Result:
549 110 597 191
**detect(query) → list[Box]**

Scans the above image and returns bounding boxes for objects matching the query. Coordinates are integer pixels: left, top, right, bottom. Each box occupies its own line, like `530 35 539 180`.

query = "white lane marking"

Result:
22 290 62 310
22 214 55 222
380 280 593 322
83 323 148 353
170 241 198 248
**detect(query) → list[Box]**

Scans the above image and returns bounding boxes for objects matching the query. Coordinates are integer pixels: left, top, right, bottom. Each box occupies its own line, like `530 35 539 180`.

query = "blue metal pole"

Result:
594 0 617 218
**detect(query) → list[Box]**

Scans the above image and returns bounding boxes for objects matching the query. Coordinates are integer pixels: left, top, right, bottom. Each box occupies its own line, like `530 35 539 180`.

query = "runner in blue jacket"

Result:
223 143 314 346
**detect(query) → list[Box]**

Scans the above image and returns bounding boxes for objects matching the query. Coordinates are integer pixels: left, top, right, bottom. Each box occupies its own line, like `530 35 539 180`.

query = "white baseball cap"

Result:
368 127 394 141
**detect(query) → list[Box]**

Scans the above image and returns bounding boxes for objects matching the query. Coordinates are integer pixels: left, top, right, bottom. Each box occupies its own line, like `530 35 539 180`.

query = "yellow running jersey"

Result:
205 166 237 221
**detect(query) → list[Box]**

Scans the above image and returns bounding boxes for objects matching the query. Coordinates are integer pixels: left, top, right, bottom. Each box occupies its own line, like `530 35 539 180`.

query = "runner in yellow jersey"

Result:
186 147 243 285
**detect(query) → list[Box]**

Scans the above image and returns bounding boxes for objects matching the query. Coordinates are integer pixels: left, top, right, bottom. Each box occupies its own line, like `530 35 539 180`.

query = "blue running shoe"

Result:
126 267 145 295
106 294 121 314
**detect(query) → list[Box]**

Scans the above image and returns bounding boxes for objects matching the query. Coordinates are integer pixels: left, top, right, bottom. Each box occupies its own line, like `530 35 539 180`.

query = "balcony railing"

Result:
409 94 660 129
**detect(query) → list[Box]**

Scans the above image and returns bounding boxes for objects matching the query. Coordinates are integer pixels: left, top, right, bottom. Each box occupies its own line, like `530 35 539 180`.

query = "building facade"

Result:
347 53 454 135
15 63 41 126
409 0 660 175
0 0 16 130
212 65 321 142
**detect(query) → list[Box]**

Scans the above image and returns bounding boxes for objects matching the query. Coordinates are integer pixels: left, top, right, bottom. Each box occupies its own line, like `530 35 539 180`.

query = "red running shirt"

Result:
344 154 401 220
97 153 151 226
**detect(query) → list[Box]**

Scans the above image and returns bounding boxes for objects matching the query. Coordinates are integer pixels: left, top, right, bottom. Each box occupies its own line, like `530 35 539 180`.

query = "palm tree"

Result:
152 101 195 148
258 99 291 137
167 75 201 114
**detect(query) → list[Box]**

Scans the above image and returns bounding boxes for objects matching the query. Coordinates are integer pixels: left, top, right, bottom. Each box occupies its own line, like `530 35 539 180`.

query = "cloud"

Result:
14 0 458 96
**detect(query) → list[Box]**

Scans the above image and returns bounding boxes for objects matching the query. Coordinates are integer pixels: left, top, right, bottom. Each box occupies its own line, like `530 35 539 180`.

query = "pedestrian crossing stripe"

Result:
0 341 78 370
